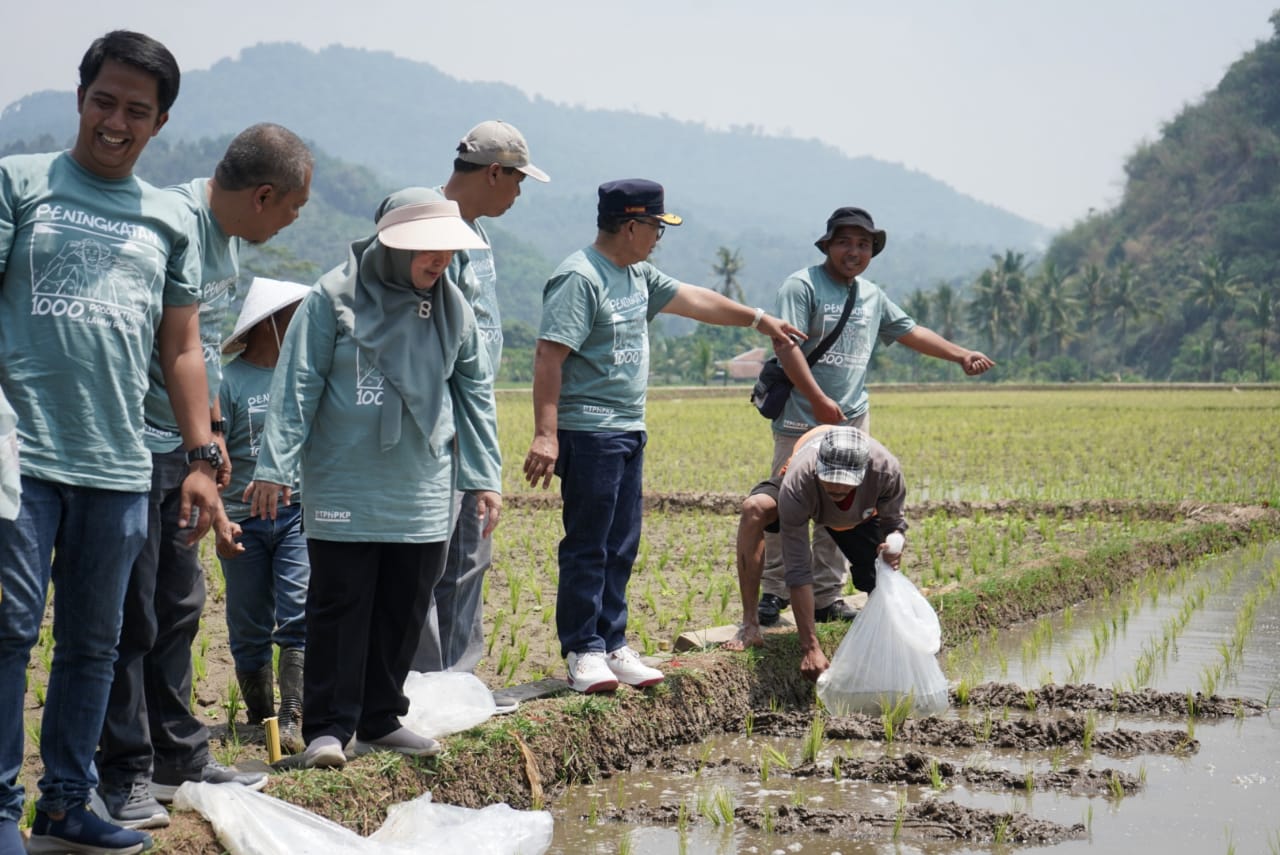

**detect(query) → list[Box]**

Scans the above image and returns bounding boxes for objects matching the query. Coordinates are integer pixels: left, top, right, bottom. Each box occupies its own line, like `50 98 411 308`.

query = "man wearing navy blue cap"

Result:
522 179 805 693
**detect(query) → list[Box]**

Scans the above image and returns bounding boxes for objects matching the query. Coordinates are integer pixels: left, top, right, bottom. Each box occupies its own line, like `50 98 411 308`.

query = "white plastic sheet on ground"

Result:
816 557 949 716
0 387 21 521
402 670 496 738
174 781 553 855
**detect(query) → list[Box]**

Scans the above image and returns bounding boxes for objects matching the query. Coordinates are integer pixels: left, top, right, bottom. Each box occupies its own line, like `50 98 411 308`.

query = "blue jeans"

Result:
554 430 646 658
219 504 309 672
0 476 146 821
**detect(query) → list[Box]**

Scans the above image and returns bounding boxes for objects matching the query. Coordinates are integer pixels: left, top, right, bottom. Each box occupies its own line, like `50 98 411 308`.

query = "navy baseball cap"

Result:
597 179 683 225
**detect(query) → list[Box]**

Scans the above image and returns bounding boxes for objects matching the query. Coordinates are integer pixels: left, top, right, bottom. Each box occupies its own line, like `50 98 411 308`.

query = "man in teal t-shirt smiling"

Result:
0 30 219 855
522 179 803 694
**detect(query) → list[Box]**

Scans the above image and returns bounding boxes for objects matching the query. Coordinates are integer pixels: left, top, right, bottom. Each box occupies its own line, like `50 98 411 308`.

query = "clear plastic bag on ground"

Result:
816 558 949 716
174 781 553 855
402 671 497 738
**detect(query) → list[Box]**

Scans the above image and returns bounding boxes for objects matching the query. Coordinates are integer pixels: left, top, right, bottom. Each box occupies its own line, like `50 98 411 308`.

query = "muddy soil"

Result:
748 709 1199 756
599 798 1087 845
652 750 1143 796
958 681 1267 717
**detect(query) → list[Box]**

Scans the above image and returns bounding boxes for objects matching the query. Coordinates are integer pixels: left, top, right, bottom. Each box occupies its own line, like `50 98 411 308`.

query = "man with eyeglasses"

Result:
522 178 805 693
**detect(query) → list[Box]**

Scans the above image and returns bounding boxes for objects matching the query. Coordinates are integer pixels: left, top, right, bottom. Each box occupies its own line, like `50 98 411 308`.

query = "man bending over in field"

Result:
727 425 909 681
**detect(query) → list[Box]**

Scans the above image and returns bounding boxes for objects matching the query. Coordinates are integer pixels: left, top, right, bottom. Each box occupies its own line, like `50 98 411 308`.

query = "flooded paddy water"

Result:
549 542 1280 854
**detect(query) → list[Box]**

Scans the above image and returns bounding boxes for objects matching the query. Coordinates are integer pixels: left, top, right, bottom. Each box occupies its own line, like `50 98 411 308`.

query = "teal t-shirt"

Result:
427 185 502 372
538 247 681 432
218 356 299 522
0 151 201 491
772 265 916 436
253 284 498 542
143 177 238 453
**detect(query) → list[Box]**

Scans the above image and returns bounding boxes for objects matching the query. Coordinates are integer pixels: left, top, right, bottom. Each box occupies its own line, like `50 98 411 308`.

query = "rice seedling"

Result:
223 677 243 735
801 713 825 764
1082 711 1097 753
929 758 945 791
881 694 914 743
1107 771 1125 801
697 786 734 826
892 792 908 842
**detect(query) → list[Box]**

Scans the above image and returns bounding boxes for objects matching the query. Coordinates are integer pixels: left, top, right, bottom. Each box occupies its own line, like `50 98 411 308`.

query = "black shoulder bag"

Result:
750 281 858 419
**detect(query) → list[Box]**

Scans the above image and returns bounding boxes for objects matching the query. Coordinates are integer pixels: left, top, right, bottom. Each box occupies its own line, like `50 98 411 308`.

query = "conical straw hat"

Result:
222 277 312 355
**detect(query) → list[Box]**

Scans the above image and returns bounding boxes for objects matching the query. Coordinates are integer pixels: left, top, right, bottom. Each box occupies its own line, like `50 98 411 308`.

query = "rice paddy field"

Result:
468 385 1280 688
497 385 1280 503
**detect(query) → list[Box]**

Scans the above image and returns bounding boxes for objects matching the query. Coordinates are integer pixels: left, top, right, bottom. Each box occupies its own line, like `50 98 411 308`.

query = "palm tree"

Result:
1074 263 1105 374
1243 282 1275 381
932 283 960 342
711 247 745 303
1186 253 1245 382
967 251 1028 360
1036 261 1080 359
992 250 1030 360
1105 264 1141 371
966 269 1002 356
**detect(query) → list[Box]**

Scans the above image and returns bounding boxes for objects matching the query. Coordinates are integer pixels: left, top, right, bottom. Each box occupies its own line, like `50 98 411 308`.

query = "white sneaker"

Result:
605 646 665 688
566 651 619 693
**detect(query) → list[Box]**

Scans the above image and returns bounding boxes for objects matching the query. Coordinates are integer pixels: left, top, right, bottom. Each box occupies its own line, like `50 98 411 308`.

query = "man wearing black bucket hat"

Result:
523 178 804 694
755 207 993 630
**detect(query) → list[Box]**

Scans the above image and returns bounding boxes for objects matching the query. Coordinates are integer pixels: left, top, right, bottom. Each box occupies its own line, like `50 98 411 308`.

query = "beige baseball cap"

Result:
456 120 550 183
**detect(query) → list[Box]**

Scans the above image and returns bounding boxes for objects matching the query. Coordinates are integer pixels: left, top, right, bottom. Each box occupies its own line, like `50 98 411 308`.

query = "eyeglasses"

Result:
632 218 665 240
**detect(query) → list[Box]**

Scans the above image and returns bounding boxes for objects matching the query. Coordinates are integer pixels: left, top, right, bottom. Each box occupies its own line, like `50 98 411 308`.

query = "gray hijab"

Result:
319 189 469 452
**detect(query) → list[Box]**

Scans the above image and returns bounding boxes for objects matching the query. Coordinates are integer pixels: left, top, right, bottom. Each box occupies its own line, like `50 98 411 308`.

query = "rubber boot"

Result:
236 663 275 726
277 647 305 755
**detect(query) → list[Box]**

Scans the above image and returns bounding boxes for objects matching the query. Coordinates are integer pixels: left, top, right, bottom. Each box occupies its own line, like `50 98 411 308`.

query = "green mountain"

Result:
1032 10 1280 382
0 41 1049 318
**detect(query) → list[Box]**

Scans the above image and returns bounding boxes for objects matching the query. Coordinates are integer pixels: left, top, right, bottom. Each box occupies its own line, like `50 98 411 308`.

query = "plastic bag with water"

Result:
816 556 949 716
174 782 554 855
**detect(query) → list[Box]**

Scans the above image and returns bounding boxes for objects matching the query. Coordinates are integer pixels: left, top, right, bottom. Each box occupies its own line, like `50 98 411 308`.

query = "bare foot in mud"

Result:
724 624 764 651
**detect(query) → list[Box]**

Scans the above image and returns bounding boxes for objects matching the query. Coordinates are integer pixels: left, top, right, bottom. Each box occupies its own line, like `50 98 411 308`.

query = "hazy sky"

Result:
1 1 1274 228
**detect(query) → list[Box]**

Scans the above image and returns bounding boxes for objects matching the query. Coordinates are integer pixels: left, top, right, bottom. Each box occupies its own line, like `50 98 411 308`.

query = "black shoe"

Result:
814 599 858 622
758 593 789 627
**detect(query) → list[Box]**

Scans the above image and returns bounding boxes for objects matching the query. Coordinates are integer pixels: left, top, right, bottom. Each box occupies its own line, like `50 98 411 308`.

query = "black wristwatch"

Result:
211 417 228 436
186 442 224 472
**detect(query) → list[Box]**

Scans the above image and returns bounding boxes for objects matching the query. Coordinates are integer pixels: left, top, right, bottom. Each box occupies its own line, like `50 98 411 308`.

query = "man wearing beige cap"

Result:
411 121 548 712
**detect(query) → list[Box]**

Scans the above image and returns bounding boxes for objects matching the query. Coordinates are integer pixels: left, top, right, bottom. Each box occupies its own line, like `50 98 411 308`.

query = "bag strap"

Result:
804 279 858 366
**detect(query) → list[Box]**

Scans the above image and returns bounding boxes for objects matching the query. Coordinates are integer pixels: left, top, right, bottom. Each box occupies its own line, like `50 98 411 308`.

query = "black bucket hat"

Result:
814 207 887 256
